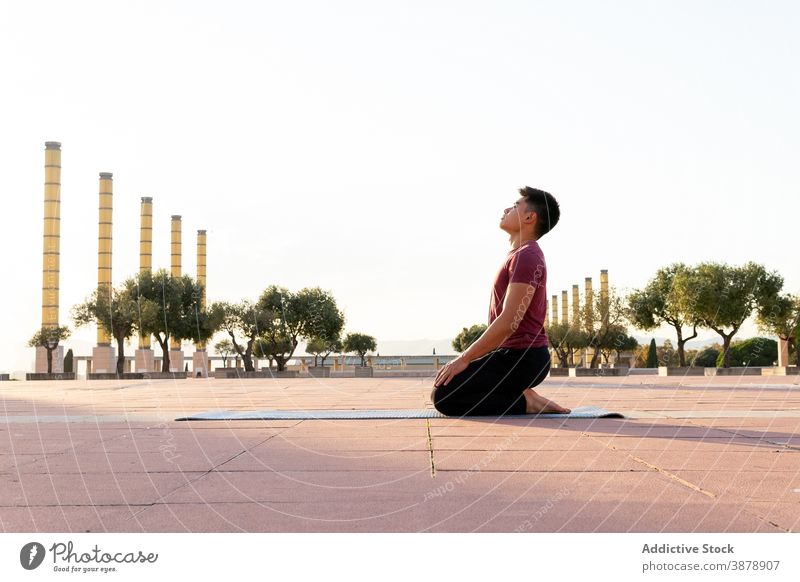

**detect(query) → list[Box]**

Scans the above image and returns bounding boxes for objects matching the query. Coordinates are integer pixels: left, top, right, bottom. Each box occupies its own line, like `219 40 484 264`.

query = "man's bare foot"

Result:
523 388 571 415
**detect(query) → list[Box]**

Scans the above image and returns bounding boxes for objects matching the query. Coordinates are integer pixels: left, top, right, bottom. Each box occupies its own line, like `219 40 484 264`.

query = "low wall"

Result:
704 367 762 376
87 372 187 380
354 366 374 378
628 368 658 376
569 367 629 377
658 366 705 377
25 373 76 381
214 369 299 379
761 366 799 376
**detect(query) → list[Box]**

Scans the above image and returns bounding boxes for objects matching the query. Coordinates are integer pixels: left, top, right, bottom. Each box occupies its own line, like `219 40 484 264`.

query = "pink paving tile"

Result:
257 435 431 451
220 447 431 472
597 436 789 452
0 471 197 506
0 506 141 533
158 469 437 504
434 449 644 472
744 501 800 532
472 497 781 533
627 450 800 472
669 470 800 503
431 435 611 451
11 450 236 474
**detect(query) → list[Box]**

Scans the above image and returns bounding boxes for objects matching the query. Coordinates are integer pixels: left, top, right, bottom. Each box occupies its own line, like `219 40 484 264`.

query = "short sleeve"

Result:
509 249 546 287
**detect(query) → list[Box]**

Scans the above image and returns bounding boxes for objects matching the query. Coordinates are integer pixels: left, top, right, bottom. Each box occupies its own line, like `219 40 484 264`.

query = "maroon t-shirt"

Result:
488 239 549 349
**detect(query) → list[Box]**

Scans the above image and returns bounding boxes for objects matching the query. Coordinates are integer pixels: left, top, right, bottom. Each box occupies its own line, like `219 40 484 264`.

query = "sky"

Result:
1 0 798 372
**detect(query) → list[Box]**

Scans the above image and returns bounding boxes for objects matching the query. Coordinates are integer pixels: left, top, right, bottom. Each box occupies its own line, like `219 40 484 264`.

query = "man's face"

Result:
499 196 536 234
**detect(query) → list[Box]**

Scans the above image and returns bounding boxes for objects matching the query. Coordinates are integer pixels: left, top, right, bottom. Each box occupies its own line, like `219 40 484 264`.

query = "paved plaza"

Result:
1 374 799 532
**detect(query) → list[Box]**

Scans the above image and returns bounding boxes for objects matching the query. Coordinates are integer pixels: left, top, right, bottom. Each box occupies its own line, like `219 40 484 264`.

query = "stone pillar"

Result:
169 349 185 374
544 299 549 327
561 290 568 326
35 346 64 374
92 172 116 373
135 349 154 374
135 197 154 371
36 142 64 373
192 351 209 378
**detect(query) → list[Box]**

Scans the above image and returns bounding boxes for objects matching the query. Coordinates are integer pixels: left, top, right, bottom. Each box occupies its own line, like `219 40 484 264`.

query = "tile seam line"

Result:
426 418 436 478
121 422 300 521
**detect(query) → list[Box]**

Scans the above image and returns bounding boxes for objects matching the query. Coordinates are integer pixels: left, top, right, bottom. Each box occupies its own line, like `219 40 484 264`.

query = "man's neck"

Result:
509 232 538 250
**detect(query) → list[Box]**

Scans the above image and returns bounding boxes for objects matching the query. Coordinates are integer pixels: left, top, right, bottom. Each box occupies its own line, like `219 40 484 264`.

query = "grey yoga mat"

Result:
175 405 623 421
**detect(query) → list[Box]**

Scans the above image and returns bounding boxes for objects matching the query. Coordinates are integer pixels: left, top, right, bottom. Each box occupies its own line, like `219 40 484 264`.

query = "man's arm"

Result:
459 281 536 363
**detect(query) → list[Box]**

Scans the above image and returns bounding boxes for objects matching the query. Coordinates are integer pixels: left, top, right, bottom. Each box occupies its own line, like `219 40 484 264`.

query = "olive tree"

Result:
255 285 344 371
28 325 71 374
72 282 141 374
343 332 378 367
131 269 215 372
627 263 701 367
678 262 783 367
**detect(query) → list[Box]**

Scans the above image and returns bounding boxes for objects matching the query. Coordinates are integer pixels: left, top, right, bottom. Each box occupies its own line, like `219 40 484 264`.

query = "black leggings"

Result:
430 346 551 417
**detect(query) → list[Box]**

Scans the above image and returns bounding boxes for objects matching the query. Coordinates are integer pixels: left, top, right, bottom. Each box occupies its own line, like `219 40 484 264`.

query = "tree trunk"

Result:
46 347 53 374
157 336 171 372
116 334 126 375
590 346 601 369
675 324 698 367
720 335 733 368
243 338 255 372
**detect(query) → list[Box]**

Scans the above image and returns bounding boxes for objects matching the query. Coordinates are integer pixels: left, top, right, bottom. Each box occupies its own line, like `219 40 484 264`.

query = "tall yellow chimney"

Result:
171 215 182 278
600 269 609 326
572 284 580 324
600 269 609 302
36 141 63 373
138 197 153 350
584 277 594 330
196 229 206 347
561 290 568 325
97 173 113 345
41 142 61 330
192 229 210 377
551 294 558 326
170 215 182 351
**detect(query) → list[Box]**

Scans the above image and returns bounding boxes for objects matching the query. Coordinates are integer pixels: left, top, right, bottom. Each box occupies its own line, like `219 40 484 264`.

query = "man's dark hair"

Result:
520 186 560 238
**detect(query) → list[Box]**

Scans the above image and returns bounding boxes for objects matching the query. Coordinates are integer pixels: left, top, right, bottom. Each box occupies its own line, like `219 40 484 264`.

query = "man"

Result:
431 186 571 416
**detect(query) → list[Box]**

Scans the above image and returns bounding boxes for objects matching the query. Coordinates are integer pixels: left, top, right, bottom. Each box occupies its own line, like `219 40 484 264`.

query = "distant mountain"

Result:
631 335 722 349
